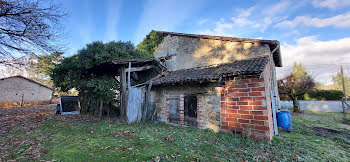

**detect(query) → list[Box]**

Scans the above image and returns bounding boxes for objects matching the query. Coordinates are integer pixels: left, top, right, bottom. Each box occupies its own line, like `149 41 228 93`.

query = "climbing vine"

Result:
136 30 167 57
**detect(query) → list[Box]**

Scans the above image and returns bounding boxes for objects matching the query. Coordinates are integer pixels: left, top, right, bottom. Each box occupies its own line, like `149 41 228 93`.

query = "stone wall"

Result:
152 83 222 132
0 77 53 107
152 34 280 140
152 58 278 140
220 60 275 140
154 35 272 71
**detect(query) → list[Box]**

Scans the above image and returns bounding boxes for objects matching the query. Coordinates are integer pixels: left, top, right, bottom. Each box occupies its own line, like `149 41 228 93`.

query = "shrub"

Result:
301 90 344 100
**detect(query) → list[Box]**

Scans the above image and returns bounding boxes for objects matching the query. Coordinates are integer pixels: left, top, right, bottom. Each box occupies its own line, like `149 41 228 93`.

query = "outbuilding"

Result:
0 75 53 107
149 31 282 140
96 31 282 140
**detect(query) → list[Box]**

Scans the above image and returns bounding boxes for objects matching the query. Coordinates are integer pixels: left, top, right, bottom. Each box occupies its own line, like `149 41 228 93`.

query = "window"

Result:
184 94 197 126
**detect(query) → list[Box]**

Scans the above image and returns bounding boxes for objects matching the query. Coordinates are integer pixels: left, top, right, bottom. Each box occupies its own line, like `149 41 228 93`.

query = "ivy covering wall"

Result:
136 30 167 56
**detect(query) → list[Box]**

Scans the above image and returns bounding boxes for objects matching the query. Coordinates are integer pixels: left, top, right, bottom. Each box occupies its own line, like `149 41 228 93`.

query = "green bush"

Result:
301 90 344 100
136 30 167 56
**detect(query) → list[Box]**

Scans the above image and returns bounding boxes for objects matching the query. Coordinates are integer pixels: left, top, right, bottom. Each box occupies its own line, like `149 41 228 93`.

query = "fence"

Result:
280 100 350 112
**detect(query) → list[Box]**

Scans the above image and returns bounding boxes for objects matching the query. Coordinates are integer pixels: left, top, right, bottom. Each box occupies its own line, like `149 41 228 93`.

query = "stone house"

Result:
149 31 282 140
0 76 53 107
96 31 282 140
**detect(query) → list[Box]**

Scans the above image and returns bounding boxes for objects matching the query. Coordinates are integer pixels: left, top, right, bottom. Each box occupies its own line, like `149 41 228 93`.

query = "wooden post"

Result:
143 79 153 121
20 94 24 107
126 62 131 122
120 66 127 121
341 66 347 114
98 99 103 118
128 62 131 88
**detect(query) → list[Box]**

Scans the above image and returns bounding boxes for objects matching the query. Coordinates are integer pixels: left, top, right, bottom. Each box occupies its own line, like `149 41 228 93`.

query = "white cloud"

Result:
199 7 273 36
282 36 350 66
198 17 234 36
278 36 350 83
198 20 235 37
198 18 209 25
232 7 259 27
275 12 350 28
104 0 122 42
214 19 234 34
198 20 234 36
263 1 290 15
312 0 350 9
261 17 272 32
236 7 254 17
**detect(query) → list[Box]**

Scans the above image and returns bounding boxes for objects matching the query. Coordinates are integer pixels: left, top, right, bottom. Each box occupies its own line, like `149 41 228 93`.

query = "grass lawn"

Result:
1 106 350 161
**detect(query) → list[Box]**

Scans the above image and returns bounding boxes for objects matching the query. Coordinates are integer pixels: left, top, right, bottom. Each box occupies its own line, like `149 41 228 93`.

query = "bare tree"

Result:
0 0 67 66
278 63 315 112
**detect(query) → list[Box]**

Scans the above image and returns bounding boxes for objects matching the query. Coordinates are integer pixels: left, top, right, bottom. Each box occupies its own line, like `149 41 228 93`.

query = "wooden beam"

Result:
128 62 131 88
125 65 153 72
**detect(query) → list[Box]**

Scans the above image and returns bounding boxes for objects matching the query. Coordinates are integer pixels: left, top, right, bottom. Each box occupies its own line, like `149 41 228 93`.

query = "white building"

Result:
0 76 53 107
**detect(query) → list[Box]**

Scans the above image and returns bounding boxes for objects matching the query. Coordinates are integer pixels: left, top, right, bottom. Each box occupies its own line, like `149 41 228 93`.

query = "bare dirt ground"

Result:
0 105 56 160
0 105 120 160
313 127 350 140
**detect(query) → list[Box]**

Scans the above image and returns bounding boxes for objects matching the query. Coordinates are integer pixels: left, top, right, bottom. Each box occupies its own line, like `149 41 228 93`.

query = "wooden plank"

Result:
270 90 278 135
120 66 127 121
143 79 153 121
341 66 347 114
126 62 131 122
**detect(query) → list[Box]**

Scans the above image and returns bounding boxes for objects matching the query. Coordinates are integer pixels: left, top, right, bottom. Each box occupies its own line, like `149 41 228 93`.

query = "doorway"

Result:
184 94 197 126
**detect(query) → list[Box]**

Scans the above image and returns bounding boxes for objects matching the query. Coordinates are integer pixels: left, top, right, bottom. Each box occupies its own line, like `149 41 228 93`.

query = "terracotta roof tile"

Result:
152 56 269 85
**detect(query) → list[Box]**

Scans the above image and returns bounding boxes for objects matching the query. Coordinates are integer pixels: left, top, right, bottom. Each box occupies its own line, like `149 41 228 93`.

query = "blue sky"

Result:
61 0 350 83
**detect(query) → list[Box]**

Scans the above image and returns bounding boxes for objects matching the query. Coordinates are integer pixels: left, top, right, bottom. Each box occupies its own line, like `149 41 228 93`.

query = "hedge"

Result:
301 90 344 100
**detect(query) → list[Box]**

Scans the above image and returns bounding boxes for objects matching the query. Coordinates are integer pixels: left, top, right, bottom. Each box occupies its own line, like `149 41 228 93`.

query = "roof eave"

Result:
152 71 263 86
0 75 54 90
275 48 282 67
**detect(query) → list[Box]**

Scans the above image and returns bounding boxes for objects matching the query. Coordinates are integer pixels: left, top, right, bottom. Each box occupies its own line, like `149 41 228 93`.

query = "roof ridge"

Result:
154 30 278 44
0 75 54 90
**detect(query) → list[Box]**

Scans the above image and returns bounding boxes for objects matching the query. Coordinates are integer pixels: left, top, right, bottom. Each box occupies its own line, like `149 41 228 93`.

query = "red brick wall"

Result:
196 94 204 129
179 94 185 125
220 66 274 140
